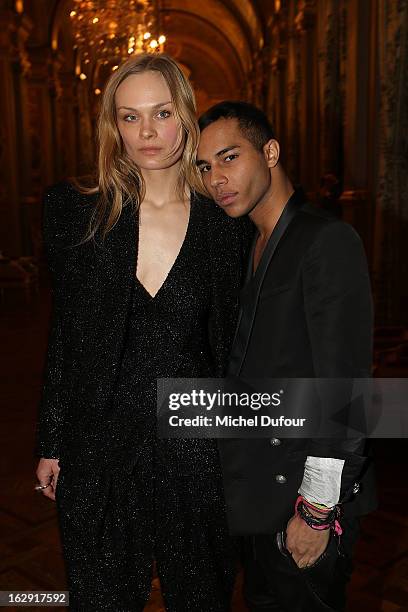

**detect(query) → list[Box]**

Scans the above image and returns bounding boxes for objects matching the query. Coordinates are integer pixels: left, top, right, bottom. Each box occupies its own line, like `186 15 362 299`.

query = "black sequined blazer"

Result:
35 181 251 464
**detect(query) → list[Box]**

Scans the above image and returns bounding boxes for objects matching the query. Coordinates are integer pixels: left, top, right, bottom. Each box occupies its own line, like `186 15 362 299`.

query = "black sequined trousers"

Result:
55 214 239 611
56 435 236 611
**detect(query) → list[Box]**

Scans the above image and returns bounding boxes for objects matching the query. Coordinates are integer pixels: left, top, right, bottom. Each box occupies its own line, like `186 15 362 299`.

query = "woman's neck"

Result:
141 161 185 207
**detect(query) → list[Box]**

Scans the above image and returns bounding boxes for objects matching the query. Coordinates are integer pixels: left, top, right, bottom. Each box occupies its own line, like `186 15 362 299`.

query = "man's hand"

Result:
35 458 60 501
285 512 330 568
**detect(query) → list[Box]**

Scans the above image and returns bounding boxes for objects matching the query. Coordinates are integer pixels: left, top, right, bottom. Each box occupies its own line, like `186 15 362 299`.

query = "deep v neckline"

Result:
135 196 194 300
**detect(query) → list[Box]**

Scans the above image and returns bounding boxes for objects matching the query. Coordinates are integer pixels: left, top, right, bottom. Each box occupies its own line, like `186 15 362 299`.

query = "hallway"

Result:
0 289 407 611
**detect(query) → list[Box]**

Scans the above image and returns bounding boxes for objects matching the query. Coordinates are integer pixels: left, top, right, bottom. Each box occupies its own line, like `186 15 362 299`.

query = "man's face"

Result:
197 118 272 217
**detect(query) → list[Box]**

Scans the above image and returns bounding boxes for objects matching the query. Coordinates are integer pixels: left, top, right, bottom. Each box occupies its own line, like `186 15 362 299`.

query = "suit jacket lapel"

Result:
228 229 258 353
228 191 301 377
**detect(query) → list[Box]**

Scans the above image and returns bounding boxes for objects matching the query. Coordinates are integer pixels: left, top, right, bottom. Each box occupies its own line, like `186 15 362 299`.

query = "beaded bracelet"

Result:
297 499 335 524
295 496 343 535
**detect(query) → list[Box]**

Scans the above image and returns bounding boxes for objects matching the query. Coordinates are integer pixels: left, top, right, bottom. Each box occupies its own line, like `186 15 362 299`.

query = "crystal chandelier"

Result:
70 0 166 85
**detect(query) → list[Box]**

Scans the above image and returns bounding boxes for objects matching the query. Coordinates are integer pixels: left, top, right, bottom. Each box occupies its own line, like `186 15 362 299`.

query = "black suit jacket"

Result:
219 190 377 535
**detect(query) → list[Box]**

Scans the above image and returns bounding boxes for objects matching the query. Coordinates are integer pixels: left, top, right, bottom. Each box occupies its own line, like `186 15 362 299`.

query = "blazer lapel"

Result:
82 201 138 390
228 191 301 377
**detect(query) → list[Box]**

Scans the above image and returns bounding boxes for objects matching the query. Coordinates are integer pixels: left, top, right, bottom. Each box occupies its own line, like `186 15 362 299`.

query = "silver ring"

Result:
34 483 51 491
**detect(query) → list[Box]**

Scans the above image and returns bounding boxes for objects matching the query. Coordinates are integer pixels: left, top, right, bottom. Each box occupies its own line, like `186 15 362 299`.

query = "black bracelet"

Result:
297 500 339 530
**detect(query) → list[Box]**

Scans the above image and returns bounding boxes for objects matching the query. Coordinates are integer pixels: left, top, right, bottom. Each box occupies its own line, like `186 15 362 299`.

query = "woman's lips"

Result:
139 147 163 155
216 192 238 206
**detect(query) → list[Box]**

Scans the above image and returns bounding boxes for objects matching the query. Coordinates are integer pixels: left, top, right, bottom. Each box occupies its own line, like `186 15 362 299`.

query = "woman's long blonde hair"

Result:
81 53 200 242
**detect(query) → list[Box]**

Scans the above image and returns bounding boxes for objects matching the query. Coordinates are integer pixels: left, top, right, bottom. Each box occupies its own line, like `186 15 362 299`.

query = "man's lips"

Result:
216 192 238 206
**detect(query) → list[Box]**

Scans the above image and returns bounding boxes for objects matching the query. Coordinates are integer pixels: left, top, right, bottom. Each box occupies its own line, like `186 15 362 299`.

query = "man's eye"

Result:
225 154 238 162
157 110 171 119
199 165 210 174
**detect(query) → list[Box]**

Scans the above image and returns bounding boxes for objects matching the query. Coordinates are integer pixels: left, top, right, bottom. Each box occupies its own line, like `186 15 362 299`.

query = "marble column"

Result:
295 0 318 194
266 9 288 165
17 45 57 256
0 7 29 256
316 0 342 179
339 0 374 248
285 1 300 184
52 62 80 179
373 0 408 325
76 76 95 176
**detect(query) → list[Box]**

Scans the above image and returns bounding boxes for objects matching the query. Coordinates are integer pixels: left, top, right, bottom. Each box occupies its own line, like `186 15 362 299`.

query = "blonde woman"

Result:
35 54 250 611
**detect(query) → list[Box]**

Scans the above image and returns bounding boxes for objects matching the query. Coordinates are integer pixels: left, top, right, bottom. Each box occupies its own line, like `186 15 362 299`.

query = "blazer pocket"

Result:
260 283 293 300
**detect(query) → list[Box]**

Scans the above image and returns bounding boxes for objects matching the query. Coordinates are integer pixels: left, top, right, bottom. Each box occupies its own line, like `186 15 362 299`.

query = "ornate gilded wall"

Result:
0 0 407 325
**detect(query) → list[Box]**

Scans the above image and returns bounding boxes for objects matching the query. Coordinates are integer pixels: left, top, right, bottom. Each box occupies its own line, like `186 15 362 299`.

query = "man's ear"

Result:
263 139 280 168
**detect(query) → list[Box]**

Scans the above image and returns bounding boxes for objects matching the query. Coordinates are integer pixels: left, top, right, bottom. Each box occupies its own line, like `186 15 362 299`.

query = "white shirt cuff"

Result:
298 456 345 508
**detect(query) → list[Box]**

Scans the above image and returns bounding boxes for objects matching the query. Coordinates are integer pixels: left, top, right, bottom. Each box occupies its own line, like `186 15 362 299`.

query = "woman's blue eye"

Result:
157 110 171 118
124 114 137 122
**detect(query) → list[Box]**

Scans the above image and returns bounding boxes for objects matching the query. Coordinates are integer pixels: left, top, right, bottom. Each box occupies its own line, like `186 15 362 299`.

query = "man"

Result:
197 102 376 611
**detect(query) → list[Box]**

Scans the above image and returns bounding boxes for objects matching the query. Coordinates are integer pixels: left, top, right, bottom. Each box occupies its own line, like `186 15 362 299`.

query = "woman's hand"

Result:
35 458 60 501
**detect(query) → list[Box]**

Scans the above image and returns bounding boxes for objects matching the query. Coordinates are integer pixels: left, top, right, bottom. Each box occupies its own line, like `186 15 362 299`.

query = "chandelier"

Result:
70 0 166 87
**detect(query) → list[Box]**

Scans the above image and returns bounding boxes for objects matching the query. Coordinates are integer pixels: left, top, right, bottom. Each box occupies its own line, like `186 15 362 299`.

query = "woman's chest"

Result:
61 209 214 323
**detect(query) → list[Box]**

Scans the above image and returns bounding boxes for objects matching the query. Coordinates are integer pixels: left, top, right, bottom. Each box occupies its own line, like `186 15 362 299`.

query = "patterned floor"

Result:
0 288 407 611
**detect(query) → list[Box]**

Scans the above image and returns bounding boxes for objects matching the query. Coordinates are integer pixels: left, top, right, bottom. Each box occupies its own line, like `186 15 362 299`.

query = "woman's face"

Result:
115 70 184 170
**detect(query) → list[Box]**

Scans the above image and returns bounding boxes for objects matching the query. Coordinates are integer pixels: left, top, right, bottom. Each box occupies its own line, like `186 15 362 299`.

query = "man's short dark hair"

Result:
198 101 276 152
